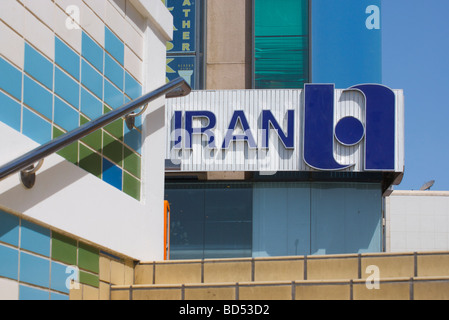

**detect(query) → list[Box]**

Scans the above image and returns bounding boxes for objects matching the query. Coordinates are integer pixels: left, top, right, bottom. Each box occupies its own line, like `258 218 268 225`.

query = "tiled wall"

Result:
0 0 145 200
0 209 98 300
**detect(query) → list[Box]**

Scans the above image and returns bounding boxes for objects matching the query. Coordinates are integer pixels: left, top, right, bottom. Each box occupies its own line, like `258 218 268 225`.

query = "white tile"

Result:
24 8 54 61
54 4 82 54
83 0 106 22
125 1 146 35
0 278 19 300
21 0 55 30
80 1 105 47
0 0 26 36
124 21 143 59
55 0 104 47
105 0 127 42
125 45 142 82
0 20 25 69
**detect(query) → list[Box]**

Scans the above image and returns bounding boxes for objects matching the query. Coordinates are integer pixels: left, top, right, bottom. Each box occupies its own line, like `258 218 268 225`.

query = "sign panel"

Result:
166 56 196 88
166 85 404 173
165 0 196 53
165 0 198 88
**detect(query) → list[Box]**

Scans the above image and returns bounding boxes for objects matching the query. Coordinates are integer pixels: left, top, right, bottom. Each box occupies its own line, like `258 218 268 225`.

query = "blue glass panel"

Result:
0 210 19 247
81 60 103 100
0 57 22 101
22 108 52 145
23 75 53 120
55 67 80 109
310 183 382 255
54 96 79 132
0 244 19 280
0 91 21 132
82 32 104 73
24 43 53 90
55 37 80 80
105 27 124 65
81 88 102 120
19 251 50 288
20 220 51 257
105 53 124 91
102 158 122 190
252 182 311 257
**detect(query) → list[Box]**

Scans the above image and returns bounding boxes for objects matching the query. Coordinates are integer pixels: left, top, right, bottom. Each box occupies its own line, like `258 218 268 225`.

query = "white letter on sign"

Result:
366 5 380 30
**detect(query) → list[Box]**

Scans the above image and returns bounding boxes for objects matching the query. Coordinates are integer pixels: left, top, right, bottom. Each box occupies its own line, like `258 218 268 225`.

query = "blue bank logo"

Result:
303 84 396 171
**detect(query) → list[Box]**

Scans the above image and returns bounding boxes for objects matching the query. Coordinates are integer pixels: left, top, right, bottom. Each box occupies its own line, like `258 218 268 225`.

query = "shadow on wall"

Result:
0 160 89 214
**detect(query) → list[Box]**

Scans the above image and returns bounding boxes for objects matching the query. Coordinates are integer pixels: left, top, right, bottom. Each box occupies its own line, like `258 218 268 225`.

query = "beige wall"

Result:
206 0 252 89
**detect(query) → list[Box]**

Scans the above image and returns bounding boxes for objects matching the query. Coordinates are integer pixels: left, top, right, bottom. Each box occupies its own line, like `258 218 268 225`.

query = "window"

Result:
254 0 309 89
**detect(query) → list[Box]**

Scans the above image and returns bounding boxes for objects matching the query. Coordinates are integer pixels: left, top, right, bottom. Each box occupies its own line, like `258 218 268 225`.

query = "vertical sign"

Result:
165 0 197 88
311 0 382 88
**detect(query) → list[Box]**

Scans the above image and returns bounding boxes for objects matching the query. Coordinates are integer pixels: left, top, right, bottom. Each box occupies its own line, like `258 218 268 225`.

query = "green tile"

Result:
123 172 141 201
79 144 102 178
53 126 78 164
105 118 124 141
78 242 99 274
52 232 77 265
103 104 112 115
79 271 99 288
80 115 102 152
124 147 141 179
102 131 123 167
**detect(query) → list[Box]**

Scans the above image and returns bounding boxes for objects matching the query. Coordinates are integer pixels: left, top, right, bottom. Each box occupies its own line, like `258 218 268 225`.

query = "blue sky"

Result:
382 0 449 190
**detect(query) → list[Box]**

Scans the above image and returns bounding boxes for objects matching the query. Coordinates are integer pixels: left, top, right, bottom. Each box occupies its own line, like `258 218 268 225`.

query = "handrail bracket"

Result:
20 159 44 189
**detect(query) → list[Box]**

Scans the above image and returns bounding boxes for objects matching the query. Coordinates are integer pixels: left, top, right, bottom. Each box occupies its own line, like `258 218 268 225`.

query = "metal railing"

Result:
0 77 191 188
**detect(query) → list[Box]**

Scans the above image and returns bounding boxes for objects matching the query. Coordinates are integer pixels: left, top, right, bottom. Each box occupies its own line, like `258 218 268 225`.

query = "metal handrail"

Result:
0 77 191 187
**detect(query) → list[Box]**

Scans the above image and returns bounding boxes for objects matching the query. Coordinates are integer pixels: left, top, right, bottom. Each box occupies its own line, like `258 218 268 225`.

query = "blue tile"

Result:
19 285 49 300
81 88 103 120
104 79 124 110
82 32 104 73
24 43 53 90
20 220 51 257
0 91 21 132
55 67 80 109
55 37 80 80
125 72 142 100
0 210 19 247
105 27 124 66
0 244 19 280
81 60 103 99
22 108 52 145
23 75 53 120
54 97 79 132
0 57 22 101
105 53 124 91
51 292 69 300
50 262 70 294
20 251 50 288
103 158 122 190
124 129 142 154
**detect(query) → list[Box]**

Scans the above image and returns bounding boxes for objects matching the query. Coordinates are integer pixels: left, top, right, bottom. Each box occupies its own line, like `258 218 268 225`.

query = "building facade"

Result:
0 0 172 300
163 0 405 260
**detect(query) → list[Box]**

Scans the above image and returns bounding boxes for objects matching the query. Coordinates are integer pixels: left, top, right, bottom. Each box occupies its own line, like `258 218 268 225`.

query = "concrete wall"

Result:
386 190 449 252
206 0 252 89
